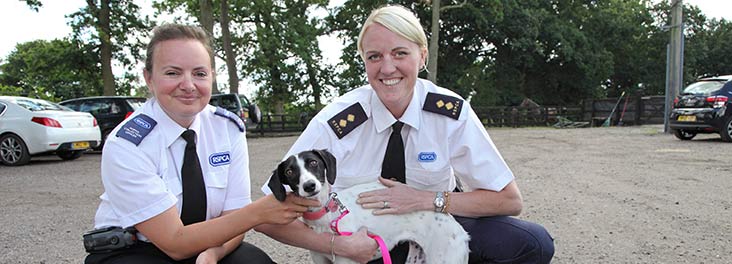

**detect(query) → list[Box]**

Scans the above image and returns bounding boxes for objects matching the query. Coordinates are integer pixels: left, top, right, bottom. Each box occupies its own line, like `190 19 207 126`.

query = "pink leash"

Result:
302 193 392 264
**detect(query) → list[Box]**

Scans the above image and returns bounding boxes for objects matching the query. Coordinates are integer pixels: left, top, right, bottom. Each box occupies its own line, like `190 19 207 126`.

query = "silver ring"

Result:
383 201 389 209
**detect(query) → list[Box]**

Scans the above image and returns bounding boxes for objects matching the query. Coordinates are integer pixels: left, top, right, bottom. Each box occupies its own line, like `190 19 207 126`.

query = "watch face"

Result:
435 198 445 207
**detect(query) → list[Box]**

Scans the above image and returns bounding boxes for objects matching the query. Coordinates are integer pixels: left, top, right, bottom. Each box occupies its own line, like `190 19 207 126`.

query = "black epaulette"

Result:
115 114 157 146
327 102 367 139
422 92 463 120
214 107 245 132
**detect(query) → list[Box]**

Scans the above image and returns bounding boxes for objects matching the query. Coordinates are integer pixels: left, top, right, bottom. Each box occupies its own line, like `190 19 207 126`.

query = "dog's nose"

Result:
303 181 317 193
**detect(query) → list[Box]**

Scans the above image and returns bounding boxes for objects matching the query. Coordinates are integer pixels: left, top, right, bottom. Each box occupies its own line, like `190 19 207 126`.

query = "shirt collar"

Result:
149 98 202 148
370 80 423 133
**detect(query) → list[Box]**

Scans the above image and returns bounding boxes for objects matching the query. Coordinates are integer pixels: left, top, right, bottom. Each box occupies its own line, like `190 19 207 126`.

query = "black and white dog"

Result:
268 149 469 264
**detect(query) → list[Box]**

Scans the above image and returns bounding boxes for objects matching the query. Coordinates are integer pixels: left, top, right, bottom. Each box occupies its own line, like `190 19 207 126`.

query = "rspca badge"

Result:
328 103 367 139
418 152 436 162
116 114 157 146
422 92 463 120
214 107 245 132
209 152 231 167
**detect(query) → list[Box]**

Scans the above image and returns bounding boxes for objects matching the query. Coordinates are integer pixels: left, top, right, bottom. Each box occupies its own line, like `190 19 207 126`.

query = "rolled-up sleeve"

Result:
100 138 177 228
450 105 514 192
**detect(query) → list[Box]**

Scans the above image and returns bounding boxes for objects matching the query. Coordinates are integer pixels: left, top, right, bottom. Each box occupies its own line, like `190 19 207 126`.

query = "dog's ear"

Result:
267 166 288 202
314 149 337 185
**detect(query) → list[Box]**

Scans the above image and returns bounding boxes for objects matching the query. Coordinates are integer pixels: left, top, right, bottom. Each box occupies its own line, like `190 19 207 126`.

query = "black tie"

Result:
381 121 405 183
180 129 207 225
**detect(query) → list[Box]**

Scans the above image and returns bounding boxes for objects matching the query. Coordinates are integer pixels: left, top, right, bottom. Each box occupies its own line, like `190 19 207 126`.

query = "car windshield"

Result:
682 81 725 95
216 95 240 112
126 98 146 110
15 99 67 111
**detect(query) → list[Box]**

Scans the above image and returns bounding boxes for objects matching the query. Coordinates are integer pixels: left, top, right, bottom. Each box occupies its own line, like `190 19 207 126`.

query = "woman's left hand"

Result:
356 177 431 215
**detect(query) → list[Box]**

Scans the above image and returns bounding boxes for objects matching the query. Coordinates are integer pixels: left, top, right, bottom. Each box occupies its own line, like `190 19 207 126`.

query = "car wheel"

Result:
673 129 696 140
0 134 31 166
57 150 84 160
720 116 732 142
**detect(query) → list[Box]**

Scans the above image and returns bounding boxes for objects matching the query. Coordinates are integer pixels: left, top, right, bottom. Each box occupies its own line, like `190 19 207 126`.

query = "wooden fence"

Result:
249 95 667 134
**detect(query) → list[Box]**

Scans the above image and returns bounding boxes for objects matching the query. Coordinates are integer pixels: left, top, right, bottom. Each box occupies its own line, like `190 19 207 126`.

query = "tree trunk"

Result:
427 0 440 83
99 0 115 95
199 0 219 93
220 0 239 94
306 63 322 109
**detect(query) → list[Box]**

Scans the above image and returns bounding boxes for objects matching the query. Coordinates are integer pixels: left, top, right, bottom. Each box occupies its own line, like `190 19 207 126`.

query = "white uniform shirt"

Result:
93 98 251 236
262 78 513 194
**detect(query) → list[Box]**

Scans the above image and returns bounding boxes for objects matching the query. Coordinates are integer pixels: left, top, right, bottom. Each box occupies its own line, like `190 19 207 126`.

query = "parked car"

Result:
0 96 101 166
209 93 262 130
669 75 732 142
60 96 146 150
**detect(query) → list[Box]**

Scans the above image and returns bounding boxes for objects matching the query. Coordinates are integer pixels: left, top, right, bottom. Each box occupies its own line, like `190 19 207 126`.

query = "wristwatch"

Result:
434 192 446 212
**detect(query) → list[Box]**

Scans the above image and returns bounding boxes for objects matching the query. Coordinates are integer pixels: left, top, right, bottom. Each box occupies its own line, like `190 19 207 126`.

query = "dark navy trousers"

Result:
456 215 554 264
84 241 273 264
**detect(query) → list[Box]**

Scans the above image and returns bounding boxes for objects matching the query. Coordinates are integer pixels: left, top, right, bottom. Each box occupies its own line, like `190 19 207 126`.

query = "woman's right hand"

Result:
335 227 379 263
253 193 320 225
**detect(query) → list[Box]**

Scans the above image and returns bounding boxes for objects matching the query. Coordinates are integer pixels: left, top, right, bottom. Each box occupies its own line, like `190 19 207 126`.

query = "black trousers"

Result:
367 216 554 264
84 241 273 264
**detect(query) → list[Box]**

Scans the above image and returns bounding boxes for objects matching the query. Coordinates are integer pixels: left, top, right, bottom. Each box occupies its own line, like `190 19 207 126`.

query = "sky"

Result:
0 0 730 94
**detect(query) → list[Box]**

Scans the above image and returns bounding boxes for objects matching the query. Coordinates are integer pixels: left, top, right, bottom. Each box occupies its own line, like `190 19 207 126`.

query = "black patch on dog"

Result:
268 149 337 201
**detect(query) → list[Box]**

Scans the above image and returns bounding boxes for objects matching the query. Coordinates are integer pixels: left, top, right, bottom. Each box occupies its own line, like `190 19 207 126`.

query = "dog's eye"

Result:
285 169 293 176
309 160 318 167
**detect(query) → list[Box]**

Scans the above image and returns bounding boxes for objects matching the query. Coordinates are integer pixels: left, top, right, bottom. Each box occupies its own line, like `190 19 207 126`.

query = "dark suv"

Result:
669 75 732 142
60 96 147 149
209 93 261 130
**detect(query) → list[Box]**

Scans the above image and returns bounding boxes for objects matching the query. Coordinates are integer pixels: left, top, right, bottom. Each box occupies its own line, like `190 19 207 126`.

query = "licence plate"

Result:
72 141 90 150
677 115 696 122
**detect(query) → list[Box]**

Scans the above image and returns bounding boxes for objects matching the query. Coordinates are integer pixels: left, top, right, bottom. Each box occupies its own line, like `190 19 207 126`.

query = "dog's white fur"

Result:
285 154 470 264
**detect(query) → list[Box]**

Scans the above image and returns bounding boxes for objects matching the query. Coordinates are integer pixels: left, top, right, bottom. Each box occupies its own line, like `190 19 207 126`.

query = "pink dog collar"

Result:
302 198 339 220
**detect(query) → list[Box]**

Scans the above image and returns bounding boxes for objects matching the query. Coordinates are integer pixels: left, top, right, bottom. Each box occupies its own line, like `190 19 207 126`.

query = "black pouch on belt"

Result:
83 226 138 253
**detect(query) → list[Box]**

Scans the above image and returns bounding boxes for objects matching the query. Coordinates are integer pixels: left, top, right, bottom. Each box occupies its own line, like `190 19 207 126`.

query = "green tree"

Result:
67 0 151 96
155 0 331 114
0 39 102 101
326 0 390 95
693 19 732 77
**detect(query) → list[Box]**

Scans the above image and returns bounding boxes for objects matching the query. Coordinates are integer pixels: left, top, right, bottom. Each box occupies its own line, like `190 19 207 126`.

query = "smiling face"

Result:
361 23 426 118
143 39 213 127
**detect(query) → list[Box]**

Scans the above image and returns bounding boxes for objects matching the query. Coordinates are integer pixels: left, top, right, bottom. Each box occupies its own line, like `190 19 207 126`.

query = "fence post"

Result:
635 96 643 125
590 100 597 126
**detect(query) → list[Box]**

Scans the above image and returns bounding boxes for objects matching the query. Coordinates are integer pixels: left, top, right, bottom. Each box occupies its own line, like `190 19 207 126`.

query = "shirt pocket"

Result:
205 169 228 217
406 164 452 192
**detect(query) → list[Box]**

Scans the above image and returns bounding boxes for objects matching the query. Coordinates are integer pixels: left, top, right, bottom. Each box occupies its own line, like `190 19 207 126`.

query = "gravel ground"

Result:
0 125 730 263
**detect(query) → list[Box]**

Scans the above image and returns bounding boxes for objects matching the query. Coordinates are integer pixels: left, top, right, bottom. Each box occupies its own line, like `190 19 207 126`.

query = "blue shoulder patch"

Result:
214 107 245 132
115 114 157 146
